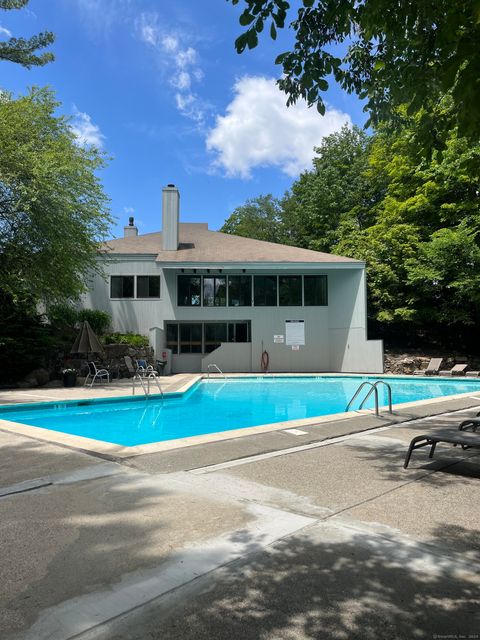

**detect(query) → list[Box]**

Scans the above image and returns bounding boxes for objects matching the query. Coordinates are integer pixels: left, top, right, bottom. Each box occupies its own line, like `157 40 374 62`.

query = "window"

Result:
137 275 160 298
203 276 226 307
304 275 328 306
166 323 179 354
110 276 134 298
279 276 302 306
228 322 250 343
204 323 227 353
228 276 252 306
254 275 277 306
179 323 202 353
178 276 201 306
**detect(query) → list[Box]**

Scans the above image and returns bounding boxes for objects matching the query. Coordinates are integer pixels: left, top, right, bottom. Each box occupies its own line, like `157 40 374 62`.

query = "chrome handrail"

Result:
346 380 393 416
345 381 379 416
207 364 226 380
132 373 164 398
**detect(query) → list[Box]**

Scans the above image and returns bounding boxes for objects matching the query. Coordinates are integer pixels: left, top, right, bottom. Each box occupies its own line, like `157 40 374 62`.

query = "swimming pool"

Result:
2 375 480 447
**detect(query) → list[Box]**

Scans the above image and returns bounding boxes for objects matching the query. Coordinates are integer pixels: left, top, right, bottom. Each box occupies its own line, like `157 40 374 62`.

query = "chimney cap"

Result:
167 183 175 188
128 216 134 226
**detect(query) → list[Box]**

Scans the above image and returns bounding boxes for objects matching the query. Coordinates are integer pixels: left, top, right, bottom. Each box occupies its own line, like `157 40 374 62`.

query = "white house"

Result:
80 184 383 374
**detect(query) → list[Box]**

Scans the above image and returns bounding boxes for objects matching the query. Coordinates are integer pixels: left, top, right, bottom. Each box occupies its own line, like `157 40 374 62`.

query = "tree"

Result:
221 194 287 244
0 87 112 305
281 125 376 252
0 0 54 67
229 0 480 148
334 111 480 326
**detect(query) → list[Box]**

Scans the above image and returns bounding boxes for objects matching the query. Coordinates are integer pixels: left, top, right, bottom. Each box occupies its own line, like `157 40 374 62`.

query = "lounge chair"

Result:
404 428 480 468
413 358 443 376
134 358 159 378
84 361 110 387
438 364 468 376
124 355 136 377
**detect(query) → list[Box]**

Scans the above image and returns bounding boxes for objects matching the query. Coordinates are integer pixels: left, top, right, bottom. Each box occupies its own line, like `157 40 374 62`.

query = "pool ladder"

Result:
132 373 164 398
345 381 393 417
206 364 226 380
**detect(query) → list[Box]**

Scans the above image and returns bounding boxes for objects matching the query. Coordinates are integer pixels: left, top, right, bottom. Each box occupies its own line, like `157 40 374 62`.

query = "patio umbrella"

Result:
70 320 104 358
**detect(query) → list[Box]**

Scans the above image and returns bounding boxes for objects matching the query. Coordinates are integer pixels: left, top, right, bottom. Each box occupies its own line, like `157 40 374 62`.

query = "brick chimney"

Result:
162 184 179 250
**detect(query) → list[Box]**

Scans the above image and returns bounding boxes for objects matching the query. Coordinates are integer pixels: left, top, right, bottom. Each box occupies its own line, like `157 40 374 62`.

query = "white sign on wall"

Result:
273 334 284 343
285 320 305 346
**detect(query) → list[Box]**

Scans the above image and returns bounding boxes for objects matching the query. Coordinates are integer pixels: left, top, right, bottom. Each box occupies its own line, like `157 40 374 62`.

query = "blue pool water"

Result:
1 376 480 446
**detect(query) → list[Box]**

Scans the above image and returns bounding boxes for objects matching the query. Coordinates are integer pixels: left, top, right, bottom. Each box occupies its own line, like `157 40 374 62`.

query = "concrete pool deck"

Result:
0 377 479 639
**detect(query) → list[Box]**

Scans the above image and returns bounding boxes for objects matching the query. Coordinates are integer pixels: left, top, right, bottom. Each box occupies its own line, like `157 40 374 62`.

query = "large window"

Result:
254 275 277 306
110 276 134 298
179 323 202 353
279 276 302 306
304 275 328 306
165 322 251 354
228 322 250 343
166 323 179 353
137 275 160 298
178 276 201 306
228 275 252 306
203 276 226 307
204 323 227 353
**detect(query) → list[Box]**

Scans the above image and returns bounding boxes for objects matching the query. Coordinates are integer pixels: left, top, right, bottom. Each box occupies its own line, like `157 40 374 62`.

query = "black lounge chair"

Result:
404 428 480 468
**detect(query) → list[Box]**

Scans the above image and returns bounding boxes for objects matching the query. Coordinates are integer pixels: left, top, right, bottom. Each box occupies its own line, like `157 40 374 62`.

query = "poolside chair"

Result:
134 358 159 378
404 427 480 468
84 361 110 387
413 358 443 376
124 355 136 377
438 364 468 376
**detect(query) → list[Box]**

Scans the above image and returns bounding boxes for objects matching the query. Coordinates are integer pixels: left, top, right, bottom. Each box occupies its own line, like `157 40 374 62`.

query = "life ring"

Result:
261 350 269 373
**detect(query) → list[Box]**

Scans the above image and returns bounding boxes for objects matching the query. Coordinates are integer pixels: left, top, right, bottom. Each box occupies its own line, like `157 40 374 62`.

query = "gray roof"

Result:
102 223 361 265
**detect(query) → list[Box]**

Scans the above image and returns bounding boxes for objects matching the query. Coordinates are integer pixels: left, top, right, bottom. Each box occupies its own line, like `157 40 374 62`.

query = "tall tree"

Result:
229 0 480 149
221 194 287 244
0 0 54 67
0 87 112 304
281 125 376 252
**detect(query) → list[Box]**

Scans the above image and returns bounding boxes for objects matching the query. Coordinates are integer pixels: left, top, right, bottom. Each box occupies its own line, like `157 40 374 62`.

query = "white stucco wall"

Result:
79 257 383 374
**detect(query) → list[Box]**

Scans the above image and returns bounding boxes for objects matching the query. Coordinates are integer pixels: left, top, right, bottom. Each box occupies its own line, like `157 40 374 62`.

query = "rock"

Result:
24 368 50 387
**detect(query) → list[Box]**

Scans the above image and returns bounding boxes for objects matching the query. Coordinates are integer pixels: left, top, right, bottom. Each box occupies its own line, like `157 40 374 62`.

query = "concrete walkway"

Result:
0 401 479 639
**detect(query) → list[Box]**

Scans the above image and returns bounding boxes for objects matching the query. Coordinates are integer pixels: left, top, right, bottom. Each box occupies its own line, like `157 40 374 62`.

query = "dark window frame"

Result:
254 275 278 307
203 276 227 307
279 275 303 307
304 275 328 306
227 275 252 307
136 275 161 299
110 275 135 299
177 275 202 306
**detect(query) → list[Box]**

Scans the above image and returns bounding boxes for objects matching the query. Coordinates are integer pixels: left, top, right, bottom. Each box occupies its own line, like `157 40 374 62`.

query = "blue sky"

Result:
1 0 366 236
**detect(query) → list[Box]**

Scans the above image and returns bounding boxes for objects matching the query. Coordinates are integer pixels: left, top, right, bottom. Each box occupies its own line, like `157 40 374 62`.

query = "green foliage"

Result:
77 309 111 335
281 126 375 252
0 0 54 67
220 194 287 244
0 87 113 305
223 119 480 340
229 0 480 149
48 305 111 335
0 293 58 383
104 333 149 347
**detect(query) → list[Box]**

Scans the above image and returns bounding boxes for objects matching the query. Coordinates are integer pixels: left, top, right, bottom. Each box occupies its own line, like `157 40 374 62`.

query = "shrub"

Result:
104 332 149 347
77 309 111 335
48 305 111 335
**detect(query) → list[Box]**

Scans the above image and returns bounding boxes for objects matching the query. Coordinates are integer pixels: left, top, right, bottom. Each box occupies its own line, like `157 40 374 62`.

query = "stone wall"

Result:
384 351 479 375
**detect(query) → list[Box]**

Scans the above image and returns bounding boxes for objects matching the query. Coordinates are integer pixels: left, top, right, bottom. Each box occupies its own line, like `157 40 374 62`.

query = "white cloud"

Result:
136 13 205 124
70 108 105 147
206 76 352 178
0 26 12 38
73 0 132 31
